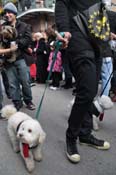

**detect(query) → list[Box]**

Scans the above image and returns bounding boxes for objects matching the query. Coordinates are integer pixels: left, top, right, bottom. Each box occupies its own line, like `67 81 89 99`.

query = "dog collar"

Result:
16 121 24 133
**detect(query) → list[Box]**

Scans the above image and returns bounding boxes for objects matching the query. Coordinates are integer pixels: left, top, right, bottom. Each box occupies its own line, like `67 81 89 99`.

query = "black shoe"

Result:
66 138 80 163
14 101 23 111
79 134 110 150
26 101 36 110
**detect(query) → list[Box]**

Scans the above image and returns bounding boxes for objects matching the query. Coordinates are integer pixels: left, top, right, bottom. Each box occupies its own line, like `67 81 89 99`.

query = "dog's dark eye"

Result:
28 129 32 133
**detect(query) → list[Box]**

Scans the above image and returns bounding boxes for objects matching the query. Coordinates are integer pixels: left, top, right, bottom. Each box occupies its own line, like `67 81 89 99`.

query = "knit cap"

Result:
3 2 17 15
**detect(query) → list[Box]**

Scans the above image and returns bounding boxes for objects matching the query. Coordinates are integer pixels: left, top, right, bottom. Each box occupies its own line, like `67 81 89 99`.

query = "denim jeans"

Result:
6 59 32 103
0 73 3 110
101 57 113 96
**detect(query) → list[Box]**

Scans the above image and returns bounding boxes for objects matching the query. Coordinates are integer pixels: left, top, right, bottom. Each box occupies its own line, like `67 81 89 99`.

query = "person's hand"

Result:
27 47 33 54
110 32 116 40
55 31 72 48
33 48 37 52
10 44 18 52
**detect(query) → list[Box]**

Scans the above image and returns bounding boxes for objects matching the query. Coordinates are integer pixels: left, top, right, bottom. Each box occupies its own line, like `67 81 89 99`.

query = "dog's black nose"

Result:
19 134 23 137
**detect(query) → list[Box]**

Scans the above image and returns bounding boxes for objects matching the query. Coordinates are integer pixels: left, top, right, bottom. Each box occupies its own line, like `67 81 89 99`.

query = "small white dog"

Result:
67 95 113 131
1 105 46 172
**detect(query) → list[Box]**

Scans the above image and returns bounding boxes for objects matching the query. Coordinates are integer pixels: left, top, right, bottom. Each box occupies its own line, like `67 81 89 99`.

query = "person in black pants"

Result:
55 0 112 163
61 49 73 89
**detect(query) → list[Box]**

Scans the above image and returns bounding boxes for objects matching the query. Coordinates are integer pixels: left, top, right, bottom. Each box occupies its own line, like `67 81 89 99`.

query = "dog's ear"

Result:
38 131 46 144
7 26 13 34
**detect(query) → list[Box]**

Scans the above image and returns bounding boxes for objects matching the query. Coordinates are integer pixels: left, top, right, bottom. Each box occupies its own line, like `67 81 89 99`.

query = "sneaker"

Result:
26 102 36 110
30 82 36 87
49 86 59 90
14 101 23 111
79 134 110 150
66 138 80 163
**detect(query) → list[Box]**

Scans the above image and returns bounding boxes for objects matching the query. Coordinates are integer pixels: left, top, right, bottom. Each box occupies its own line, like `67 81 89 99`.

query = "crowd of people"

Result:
9 0 55 12
0 0 116 166
0 2 73 117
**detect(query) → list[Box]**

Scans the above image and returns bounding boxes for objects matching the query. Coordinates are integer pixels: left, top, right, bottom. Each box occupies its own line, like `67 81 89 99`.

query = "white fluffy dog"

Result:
67 95 113 130
1 105 46 172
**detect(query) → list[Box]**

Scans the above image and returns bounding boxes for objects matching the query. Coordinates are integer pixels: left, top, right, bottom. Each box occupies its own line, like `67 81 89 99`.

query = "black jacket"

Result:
55 0 113 58
15 20 32 59
55 0 101 32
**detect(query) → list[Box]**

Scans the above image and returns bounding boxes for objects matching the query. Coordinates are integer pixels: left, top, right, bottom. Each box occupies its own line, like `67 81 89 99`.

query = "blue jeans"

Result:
101 57 113 96
0 73 3 110
6 59 32 103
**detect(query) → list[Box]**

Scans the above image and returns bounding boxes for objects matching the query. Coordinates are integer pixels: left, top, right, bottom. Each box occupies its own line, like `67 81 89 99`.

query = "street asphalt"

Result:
0 83 116 175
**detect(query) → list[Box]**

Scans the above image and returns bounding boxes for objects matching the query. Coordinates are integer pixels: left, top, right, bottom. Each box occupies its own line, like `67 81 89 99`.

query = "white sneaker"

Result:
49 86 59 90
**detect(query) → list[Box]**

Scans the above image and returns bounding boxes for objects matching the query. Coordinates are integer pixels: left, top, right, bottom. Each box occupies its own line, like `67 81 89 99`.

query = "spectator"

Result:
101 57 113 96
35 32 49 83
3 2 35 111
47 41 62 90
18 0 25 11
0 44 17 119
25 0 31 10
61 49 73 89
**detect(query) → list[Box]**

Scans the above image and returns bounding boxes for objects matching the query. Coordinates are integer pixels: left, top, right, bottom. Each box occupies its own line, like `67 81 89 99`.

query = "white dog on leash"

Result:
1 105 46 172
67 95 113 130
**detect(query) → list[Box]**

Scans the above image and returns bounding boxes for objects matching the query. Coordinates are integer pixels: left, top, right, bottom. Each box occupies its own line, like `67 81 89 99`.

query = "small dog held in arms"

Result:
1 105 46 172
0 25 17 65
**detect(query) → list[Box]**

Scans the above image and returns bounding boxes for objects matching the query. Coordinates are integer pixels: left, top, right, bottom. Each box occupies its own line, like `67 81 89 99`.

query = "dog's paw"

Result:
34 153 43 162
25 159 35 172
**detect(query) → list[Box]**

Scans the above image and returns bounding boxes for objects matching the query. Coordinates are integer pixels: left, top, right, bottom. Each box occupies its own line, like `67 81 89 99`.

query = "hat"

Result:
4 2 17 15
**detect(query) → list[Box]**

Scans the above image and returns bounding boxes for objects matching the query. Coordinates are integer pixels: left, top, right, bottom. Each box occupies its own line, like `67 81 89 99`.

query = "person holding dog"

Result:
0 43 17 119
2 2 35 111
55 0 112 163
0 45 17 54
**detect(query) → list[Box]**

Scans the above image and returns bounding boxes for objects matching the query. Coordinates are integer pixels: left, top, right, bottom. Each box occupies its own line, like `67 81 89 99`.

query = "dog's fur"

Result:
0 25 17 63
1 105 46 172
